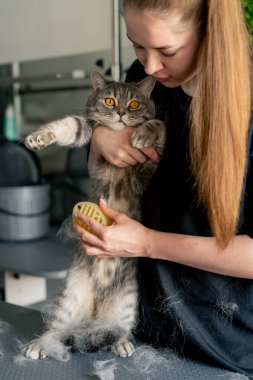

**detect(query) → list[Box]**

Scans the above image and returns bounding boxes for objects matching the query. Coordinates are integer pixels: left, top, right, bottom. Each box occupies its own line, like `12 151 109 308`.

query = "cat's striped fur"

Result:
22 70 166 360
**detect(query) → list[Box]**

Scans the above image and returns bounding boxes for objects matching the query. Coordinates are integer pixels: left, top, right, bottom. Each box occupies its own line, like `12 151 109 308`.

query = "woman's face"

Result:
124 6 201 89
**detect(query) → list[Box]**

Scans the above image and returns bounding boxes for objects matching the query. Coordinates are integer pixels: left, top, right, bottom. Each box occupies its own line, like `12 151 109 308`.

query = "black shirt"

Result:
126 60 253 378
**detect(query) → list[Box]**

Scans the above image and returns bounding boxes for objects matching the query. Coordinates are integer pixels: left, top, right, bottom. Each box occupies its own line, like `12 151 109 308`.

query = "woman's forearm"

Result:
75 201 253 278
146 230 253 279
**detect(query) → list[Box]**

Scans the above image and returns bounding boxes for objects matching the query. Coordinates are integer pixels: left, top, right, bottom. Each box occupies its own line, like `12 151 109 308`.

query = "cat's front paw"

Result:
111 339 134 357
131 125 157 149
25 130 56 150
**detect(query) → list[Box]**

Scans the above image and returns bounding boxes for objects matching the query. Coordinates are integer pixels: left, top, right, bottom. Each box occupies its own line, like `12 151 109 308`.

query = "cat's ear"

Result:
91 70 110 91
137 76 156 98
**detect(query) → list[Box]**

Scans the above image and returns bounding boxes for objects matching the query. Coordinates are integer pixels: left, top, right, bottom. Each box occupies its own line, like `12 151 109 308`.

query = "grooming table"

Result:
0 228 72 306
0 300 248 380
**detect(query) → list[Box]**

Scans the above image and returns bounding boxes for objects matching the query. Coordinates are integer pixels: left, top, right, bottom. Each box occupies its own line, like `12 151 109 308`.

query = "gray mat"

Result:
0 301 248 380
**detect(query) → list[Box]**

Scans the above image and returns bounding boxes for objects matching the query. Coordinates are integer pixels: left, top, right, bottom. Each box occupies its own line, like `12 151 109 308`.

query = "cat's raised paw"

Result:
131 127 156 150
25 130 56 150
111 339 135 357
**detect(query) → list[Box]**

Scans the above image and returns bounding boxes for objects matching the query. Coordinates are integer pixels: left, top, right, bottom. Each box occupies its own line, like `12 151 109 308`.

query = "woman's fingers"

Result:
75 225 101 245
125 146 148 164
112 146 147 166
76 225 113 258
74 216 105 243
91 124 160 167
73 201 148 259
141 146 160 163
91 125 151 166
81 240 111 258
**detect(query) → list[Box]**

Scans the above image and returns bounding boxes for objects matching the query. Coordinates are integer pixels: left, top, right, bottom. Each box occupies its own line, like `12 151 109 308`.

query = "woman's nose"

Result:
144 51 163 75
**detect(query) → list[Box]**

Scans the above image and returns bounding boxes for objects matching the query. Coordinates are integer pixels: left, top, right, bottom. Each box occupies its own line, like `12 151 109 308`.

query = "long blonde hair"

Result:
123 0 252 248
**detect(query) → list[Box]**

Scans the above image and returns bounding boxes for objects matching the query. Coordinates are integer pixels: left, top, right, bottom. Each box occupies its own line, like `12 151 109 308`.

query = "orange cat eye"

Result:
129 100 140 110
104 97 116 107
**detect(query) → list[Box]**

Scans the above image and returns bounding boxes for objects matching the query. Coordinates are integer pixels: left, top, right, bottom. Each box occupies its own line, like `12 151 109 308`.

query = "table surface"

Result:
0 227 73 279
0 300 247 380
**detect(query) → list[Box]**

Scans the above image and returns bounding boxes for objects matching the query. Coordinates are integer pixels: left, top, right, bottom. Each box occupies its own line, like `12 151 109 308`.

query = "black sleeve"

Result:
238 113 253 237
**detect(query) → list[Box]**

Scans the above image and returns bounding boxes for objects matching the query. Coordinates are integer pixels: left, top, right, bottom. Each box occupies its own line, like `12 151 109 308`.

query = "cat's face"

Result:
86 71 156 130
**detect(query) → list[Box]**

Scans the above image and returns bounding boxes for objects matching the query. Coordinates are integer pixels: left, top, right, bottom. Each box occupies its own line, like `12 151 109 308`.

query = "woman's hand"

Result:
89 125 159 169
74 199 151 259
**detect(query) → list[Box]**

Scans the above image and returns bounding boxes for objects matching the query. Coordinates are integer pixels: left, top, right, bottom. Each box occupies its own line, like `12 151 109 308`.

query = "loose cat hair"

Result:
22 70 166 360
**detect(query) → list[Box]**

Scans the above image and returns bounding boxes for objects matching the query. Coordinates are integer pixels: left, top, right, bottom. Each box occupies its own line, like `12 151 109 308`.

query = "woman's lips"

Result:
154 77 169 83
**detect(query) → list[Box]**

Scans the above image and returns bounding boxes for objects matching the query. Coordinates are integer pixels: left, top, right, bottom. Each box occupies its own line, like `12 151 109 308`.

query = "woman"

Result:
76 0 253 376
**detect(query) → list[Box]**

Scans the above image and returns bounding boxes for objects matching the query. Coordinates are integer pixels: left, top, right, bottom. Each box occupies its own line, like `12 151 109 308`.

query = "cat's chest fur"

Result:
90 159 153 221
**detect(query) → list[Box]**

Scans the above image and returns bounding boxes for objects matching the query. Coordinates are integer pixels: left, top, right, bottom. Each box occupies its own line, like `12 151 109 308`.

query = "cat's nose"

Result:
117 107 125 117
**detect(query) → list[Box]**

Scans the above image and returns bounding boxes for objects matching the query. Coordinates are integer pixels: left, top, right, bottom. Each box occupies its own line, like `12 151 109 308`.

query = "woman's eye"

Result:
161 51 176 57
104 98 115 107
129 100 140 110
133 44 143 50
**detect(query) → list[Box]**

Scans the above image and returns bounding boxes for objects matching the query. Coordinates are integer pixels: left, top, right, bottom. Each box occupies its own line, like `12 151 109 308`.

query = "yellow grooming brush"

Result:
72 201 112 233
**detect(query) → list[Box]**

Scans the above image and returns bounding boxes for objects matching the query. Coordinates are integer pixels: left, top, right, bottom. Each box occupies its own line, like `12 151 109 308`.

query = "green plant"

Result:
242 0 253 36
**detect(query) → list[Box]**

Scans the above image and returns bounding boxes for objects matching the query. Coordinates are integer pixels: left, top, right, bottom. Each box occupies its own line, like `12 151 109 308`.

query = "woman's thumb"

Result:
99 198 119 222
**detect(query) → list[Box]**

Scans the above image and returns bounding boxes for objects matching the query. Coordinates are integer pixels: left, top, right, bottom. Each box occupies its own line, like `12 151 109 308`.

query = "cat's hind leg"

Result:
111 338 135 357
22 264 96 361
103 288 137 357
22 330 70 361
108 280 138 357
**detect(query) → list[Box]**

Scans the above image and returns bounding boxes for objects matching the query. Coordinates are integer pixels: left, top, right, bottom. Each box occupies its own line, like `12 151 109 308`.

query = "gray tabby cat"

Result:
22 70 166 361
